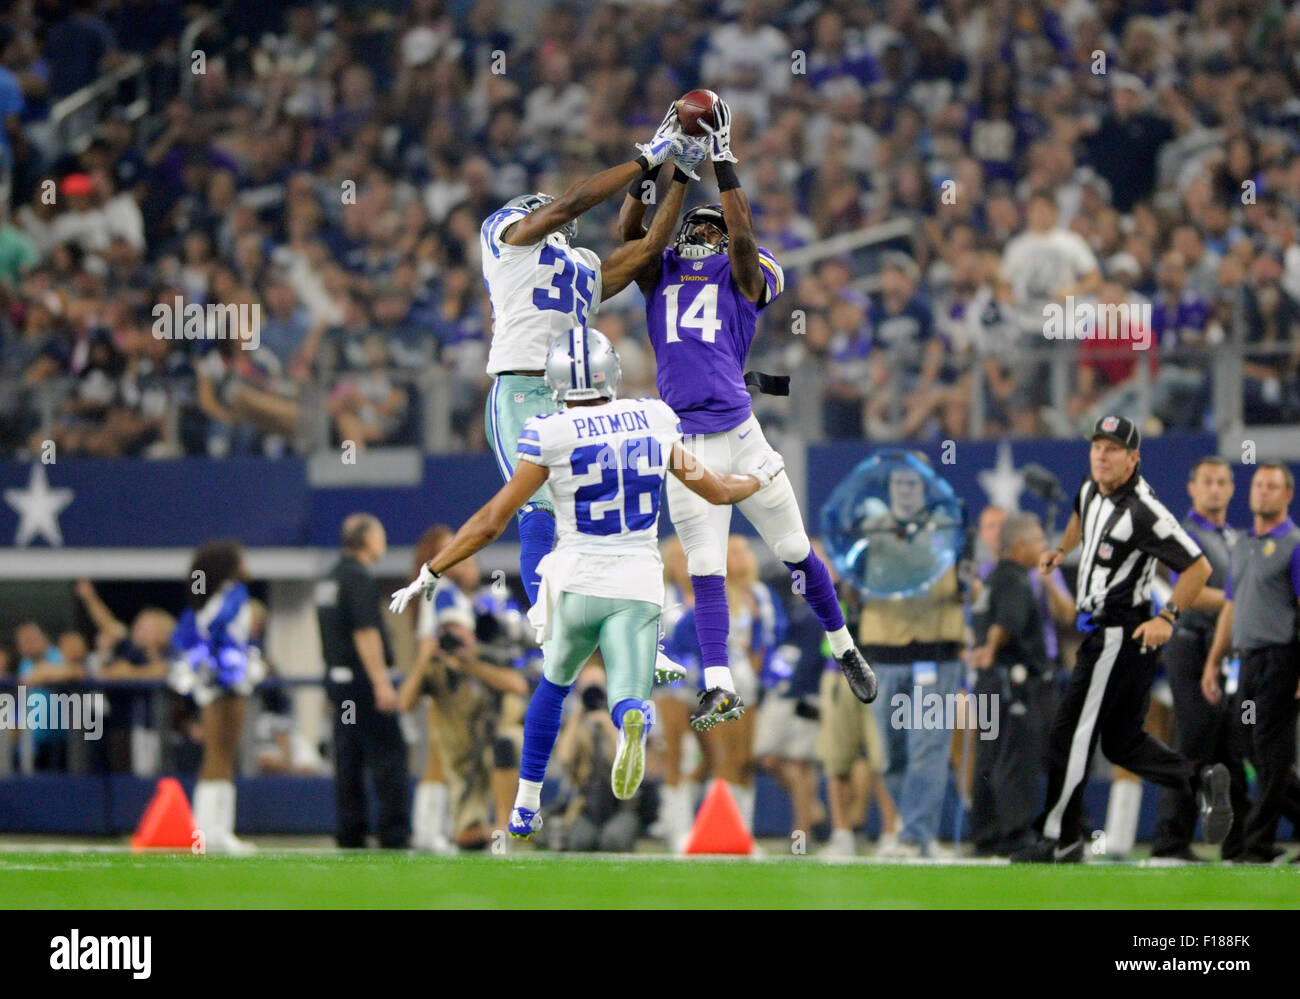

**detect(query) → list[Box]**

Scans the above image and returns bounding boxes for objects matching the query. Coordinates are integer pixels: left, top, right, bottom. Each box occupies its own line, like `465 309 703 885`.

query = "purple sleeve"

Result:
1224 574 1233 601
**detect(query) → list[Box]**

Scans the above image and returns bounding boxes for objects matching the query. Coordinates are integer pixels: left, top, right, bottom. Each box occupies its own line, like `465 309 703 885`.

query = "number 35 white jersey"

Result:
481 206 605 375
517 397 682 557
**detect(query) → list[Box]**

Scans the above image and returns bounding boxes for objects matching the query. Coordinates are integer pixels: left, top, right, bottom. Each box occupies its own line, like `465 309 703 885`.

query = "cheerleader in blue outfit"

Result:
170 540 264 853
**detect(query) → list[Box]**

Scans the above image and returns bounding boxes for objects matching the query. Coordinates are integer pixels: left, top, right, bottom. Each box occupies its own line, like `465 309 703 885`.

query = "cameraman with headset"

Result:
398 525 529 850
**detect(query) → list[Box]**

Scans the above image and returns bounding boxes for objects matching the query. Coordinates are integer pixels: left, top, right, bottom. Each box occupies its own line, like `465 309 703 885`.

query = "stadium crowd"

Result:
0 0 1299 460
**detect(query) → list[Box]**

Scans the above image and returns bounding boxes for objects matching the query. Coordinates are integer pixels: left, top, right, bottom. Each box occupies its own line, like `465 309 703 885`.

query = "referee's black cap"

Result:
1090 414 1140 450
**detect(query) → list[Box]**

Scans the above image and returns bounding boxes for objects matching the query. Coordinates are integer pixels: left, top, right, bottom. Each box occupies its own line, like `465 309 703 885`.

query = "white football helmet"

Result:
545 327 622 405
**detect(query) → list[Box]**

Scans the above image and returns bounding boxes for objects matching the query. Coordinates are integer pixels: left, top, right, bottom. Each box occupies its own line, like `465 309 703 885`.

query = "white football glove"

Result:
671 136 710 181
636 130 688 170
655 102 680 135
389 563 439 615
698 95 738 163
636 108 689 169
746 450 785 487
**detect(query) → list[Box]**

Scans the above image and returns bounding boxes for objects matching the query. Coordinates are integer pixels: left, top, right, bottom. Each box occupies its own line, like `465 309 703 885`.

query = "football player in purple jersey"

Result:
618 96 878 732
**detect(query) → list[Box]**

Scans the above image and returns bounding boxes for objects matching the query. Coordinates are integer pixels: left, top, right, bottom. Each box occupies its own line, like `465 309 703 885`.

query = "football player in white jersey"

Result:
481 120 706 610
391 327 784 839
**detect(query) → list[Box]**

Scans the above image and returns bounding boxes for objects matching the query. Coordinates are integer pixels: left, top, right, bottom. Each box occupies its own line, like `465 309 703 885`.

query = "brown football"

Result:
675 89 719 137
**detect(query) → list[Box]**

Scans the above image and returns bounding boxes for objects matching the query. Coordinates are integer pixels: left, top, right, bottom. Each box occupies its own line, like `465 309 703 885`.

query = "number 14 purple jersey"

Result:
644 246 785 434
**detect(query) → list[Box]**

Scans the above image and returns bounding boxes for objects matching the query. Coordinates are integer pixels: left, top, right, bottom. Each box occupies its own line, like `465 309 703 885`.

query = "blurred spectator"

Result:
328 333 409 451
1083 74 1174 213
44 0 117 99
753 538 828 842
0 0 1297 457
74 578 172 680
14 620 84 771
193 336 299 456
968 512 1058 856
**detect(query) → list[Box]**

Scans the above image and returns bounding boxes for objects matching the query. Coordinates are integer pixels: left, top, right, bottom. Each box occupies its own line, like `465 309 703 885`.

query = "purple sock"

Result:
520 677 570 784
784 551 846 633
691 574 730 667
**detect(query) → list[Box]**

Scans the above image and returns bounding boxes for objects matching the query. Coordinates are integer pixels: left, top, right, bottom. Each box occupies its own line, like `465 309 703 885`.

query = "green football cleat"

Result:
611 703 653 801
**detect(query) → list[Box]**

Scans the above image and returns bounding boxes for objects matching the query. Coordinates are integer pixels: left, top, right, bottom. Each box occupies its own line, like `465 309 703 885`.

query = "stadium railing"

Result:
0 340 1292 459
0 675 323 779
48 55 150 160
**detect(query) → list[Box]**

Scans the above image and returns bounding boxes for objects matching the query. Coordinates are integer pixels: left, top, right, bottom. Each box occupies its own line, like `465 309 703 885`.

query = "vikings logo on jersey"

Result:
644 228 785 436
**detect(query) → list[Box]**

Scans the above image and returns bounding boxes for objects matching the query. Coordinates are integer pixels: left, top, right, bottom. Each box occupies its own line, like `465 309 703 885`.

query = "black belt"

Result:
498 370 545 377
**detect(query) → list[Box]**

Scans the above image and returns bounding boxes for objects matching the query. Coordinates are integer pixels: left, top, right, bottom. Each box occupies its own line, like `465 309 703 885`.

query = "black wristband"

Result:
628 163 662 202
714 159 740 191
673 166 691 183
635 153 652 173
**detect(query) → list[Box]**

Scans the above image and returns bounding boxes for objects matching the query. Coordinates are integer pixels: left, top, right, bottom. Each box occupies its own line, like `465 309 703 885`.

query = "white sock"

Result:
192 780 220 838
704 666 735 692
219 781 236 839
413 782 433 848
830 828 855 850
827 627 854 658
514 779 543 812
1104 778 1142 855
660 783 687 838
428 782 449 838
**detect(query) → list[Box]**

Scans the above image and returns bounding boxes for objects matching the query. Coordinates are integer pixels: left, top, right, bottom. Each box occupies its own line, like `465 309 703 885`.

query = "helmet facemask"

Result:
675 205 729 259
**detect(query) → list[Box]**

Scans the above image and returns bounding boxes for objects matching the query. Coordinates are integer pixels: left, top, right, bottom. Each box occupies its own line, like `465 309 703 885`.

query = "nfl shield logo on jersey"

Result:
1098 541 1113 559
514 393 525 404
693 262 703 270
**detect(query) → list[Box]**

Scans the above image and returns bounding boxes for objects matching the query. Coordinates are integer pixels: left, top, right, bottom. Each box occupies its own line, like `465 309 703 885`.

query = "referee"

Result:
1013 415 1231 863
1202 462 1300 863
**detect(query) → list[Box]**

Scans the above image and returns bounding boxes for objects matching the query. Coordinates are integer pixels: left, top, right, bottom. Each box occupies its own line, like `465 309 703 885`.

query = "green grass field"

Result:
1 848 1296 908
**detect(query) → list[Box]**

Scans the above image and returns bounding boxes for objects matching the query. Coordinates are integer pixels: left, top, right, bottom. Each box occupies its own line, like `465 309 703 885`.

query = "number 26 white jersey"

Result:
481 207 605 375
517 397 682 557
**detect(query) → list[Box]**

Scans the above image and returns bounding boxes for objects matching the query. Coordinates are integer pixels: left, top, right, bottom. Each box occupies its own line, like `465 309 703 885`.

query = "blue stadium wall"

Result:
0 433 1284 547
1 432 1295 840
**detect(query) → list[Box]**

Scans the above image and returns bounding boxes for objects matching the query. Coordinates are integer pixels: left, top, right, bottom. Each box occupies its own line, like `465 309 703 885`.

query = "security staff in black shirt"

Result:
317 513 410 848
969 512 1057 855
1013 415 1230 863
1150 457 1250 862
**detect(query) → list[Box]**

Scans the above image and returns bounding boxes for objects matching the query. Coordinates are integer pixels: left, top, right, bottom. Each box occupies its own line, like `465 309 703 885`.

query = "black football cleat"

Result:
690 687 745 731
1197 763 1232 845
1010 838 1085 864
836 647 878 703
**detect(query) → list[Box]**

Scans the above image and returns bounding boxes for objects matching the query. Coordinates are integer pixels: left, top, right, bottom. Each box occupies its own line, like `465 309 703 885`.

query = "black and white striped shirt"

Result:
1072 471 1203 622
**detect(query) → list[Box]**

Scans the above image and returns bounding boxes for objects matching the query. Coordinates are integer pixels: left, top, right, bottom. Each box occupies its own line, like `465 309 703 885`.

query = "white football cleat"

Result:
654 645 686 684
